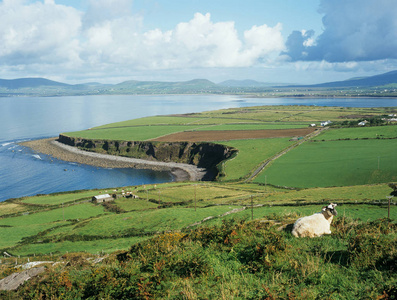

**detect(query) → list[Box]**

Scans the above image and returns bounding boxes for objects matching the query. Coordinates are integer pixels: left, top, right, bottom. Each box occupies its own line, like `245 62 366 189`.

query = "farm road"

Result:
245 127 329 182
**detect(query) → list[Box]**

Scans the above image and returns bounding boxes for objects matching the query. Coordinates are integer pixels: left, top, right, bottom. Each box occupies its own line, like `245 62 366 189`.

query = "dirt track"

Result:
151 128 316 142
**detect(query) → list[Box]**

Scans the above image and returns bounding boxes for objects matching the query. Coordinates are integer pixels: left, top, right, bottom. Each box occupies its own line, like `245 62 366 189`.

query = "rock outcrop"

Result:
58 135 237 180
0 267 45 291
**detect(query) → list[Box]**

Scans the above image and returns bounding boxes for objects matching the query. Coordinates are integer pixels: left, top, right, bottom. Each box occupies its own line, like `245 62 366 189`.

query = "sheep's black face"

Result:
327 203 338 216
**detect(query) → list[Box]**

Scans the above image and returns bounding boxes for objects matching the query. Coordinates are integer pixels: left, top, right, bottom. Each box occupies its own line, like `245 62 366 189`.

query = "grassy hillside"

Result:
0 192 396 299
0 182 394 257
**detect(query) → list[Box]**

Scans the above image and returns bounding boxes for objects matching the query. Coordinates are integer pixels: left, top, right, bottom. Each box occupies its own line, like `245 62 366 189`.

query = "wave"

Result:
1 142 14 147
32 154 42 160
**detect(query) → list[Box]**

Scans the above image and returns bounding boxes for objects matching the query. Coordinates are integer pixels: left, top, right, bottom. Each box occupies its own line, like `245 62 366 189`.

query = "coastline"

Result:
20 138 207 182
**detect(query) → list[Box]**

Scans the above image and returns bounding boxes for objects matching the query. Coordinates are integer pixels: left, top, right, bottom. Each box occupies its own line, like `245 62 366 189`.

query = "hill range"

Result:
1 70 397 97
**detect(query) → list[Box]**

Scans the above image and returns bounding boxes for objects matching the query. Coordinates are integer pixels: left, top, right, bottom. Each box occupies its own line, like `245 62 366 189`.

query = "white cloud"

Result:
0 0 81 66
0 1 284 81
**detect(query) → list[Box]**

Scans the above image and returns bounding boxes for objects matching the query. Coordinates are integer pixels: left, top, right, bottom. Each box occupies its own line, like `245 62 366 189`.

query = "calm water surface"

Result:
1 95 396 202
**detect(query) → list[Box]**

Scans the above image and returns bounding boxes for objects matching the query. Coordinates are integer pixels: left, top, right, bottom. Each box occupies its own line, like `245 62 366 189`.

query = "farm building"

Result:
92 194 114 203
358 120 368 126
321 120 332 126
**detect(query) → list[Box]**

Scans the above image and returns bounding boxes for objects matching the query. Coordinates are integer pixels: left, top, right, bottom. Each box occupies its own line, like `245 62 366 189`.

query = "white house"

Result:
92 194 113 203
321 120 332 126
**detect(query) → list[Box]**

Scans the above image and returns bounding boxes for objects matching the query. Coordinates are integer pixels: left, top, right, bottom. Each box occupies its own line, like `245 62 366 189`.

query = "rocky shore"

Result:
21 138 208 182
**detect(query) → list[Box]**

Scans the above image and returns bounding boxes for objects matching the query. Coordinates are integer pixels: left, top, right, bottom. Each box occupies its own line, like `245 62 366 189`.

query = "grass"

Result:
220 138 293 181
19 190 110 205
0 203 105 227
62 106 396 190
0 220 69 249
255 139 397 188
0 181 394 256
11 236 150 256
194 123 309 131
4 217 396 299
0 204 106 249
65 125 200 141
60 206 240 237
0 202 28 216
314 125 397 140
264 184 392 203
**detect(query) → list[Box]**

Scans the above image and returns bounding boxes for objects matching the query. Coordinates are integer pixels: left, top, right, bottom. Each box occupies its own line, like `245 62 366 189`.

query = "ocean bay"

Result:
1 95 397 202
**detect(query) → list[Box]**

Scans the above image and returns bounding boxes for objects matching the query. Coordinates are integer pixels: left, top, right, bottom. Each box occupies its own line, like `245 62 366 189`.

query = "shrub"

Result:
347 219 397 270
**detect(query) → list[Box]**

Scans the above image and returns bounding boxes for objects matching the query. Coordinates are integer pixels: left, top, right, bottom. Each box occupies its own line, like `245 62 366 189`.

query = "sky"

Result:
1 0 397 84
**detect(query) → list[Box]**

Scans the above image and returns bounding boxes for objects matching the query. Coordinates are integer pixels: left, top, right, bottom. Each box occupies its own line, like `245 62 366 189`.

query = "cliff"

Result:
58 134 237 180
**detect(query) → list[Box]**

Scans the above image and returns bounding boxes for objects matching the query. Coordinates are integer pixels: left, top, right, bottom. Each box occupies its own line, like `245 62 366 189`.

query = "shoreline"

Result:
20 138 207 182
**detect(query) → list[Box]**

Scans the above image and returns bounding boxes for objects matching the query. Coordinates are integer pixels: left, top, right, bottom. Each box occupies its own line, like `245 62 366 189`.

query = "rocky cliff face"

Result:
58 134 237 180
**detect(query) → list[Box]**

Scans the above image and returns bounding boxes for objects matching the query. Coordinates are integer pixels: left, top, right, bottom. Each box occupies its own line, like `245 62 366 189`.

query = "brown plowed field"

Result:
151 128 316 142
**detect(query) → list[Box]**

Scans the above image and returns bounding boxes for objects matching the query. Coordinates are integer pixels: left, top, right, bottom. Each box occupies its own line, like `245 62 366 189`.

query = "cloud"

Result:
80 12 284 70
0 0 81 67
283 0 397 62
0 1 284 81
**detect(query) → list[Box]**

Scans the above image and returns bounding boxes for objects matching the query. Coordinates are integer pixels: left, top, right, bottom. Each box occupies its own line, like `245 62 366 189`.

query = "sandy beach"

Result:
20 138 207 182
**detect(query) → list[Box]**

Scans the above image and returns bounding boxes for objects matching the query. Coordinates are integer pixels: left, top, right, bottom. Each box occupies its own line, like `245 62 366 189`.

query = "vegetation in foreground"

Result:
1 217 396 299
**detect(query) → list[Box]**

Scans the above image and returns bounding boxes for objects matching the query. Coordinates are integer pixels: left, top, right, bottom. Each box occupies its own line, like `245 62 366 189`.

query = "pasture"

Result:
0 181 394 256
313 124 397 140
62 105 396 189
256 139 397 188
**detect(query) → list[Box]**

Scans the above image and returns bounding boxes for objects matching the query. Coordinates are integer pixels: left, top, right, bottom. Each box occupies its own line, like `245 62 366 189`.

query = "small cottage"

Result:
321 120 332 127
358 120 368 126
92 194 113 203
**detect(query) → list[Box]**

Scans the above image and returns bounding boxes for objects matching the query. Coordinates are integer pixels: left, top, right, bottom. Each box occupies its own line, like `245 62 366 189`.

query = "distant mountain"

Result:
114 78 219 93
219 79 287 87
0 78 71 89
2 70 397 97
301 70 397 88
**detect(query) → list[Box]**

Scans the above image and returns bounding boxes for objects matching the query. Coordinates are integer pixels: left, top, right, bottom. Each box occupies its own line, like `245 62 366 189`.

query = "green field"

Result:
314 125 397 140
62 105 396 189
256 139 397 187
1 181 395 256
220 138 293 181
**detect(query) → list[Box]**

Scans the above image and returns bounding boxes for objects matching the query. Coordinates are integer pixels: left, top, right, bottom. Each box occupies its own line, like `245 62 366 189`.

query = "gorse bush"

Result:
346 219 397 270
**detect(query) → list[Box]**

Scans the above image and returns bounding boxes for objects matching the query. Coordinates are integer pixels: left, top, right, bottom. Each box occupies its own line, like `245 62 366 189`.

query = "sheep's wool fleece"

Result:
292 213 332 238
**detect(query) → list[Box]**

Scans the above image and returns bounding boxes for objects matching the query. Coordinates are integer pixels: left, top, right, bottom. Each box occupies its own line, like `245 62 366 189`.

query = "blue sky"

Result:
0 0 396 84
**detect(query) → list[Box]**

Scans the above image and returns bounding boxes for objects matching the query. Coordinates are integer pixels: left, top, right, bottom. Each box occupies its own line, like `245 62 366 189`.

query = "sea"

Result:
1 95 397 202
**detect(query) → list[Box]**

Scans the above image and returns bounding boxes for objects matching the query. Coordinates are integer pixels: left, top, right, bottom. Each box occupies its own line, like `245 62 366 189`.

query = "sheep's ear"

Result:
322 206 327 211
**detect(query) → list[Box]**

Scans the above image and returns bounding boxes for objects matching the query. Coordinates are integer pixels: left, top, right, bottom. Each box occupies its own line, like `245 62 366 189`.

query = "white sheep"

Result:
292 203 338 238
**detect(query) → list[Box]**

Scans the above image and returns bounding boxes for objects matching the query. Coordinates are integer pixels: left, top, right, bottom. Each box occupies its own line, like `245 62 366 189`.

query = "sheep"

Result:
292 203 338 238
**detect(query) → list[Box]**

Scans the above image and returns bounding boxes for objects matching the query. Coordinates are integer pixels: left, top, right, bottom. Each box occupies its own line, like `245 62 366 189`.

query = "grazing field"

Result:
65 124 201 141
255 139 397 188
220 138 293 181
313 125 397 140
151 128 315 142
62 105 397 189
19 189 110 205
1 181 394 256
